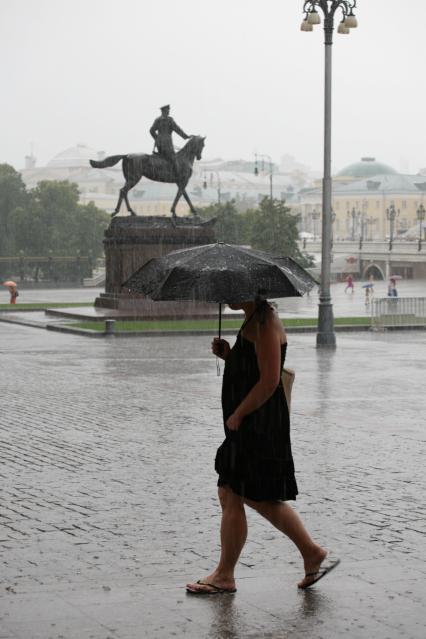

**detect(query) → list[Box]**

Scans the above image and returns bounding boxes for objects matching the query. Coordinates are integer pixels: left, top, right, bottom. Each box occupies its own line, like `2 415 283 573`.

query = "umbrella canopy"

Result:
2 280 17 287
123 243 317 304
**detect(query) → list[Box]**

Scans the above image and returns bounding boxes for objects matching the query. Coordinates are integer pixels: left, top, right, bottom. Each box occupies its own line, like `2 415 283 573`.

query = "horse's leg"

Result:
122 181 139 216
114 183 138 216
181 188 198 215
170 186 183 218
112 190 124 217
121 157 141 216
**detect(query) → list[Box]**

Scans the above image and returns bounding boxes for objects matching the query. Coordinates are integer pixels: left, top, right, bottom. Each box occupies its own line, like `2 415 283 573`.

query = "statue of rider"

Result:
150 105 191 180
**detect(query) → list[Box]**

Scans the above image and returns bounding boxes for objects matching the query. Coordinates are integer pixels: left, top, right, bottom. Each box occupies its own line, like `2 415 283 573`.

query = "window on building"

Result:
402 200 407 209
376 201 380 208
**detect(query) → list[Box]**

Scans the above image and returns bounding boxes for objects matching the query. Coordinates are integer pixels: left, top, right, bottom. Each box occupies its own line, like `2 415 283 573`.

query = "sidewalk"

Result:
0 325 425 638
1 278 425 318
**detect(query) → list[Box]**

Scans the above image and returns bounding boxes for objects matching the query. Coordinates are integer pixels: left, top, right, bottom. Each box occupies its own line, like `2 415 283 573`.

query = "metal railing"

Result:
371 297 426 329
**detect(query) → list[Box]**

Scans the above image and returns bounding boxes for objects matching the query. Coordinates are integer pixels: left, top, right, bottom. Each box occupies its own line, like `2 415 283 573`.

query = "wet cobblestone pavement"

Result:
1 323 425 638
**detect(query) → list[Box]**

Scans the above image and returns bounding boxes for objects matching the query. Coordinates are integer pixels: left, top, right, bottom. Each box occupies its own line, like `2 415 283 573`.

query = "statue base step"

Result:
94 292 218 319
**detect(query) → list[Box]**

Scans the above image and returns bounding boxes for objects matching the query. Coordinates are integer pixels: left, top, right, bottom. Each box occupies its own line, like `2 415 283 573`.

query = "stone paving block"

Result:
1 326 426 637
2 620 106 639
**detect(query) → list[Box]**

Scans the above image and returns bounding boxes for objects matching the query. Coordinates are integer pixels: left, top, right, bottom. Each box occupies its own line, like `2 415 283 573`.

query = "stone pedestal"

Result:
95 215 218 318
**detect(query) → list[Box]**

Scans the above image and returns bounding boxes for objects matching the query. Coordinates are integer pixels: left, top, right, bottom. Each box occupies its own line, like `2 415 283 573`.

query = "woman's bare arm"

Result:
226 321 282 430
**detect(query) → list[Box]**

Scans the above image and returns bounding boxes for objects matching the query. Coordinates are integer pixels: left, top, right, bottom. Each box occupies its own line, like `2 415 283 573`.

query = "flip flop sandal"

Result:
298 558 341 590
186 580 237 595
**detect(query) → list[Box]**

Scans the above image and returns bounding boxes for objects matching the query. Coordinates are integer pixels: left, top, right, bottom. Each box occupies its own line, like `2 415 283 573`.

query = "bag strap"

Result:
281 367 295 412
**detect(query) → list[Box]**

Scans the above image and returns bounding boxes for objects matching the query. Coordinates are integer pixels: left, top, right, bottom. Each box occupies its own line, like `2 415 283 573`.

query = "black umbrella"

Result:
123 242 317 338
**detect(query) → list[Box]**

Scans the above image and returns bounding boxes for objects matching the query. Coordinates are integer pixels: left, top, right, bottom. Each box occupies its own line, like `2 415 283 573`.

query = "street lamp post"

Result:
416 204 425 252
359 213 366 250
311 208 321 241
203 171 222 204
386 204 400 251
254 153 274 200
330 209 336 260
301 0 358 348
347 206 359 241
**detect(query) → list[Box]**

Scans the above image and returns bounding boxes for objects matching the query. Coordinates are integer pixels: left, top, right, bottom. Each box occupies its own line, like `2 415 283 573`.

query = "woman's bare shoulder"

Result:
270 306 287 343
254 305 287 342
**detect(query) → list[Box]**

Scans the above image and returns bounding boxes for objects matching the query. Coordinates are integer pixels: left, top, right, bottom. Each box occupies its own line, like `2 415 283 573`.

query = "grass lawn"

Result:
0 302 94 311
70 316 371 332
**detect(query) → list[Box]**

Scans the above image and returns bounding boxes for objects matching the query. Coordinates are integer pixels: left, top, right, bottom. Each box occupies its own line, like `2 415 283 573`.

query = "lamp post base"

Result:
316 300 336 348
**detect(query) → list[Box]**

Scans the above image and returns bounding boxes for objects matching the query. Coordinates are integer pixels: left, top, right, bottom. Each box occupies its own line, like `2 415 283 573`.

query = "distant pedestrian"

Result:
363 282 374 306
9 285 19 304
345 275 354 294
387 278 398 297
2 280 19 304
186 297 339 596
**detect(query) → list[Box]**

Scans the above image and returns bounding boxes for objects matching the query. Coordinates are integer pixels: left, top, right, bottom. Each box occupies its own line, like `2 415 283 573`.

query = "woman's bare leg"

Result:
186 486 247 593
245 498 327 588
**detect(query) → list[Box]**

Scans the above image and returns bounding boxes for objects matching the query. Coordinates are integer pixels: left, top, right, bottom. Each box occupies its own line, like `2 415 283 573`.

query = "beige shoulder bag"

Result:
281 367 295 411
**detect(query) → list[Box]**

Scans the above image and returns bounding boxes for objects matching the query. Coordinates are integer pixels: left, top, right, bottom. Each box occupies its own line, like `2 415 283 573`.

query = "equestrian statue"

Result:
90 105 205 218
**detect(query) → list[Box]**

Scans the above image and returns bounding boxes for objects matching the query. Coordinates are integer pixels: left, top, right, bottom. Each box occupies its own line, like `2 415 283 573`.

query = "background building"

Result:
297 157 426 241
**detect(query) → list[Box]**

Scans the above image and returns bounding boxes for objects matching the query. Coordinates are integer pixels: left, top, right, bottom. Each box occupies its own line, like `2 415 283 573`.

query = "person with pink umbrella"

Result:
2 280 19 304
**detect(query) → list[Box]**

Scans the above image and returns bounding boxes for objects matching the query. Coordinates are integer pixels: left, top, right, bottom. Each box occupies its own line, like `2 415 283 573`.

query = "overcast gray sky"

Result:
1 0 425 174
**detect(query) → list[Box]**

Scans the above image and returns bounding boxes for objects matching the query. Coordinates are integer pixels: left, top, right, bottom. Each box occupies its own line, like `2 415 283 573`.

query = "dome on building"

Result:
47 144 101 168
336 157 398 179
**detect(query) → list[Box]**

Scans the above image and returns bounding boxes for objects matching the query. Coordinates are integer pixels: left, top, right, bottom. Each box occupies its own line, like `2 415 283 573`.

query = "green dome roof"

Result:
336 157 398 179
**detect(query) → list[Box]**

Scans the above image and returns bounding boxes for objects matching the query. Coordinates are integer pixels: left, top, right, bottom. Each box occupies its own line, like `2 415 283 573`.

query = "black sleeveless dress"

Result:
215 311 298 502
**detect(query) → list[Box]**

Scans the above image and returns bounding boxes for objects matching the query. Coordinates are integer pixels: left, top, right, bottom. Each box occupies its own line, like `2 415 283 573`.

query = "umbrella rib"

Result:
150 264 203 301
149 266 182 300
166 243 217 265
128 246 213 294
235 245 277 266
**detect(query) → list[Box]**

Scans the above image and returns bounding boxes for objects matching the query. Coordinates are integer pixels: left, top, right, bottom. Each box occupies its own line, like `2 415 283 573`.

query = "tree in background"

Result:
0 164 28 256
22 181 108 257
248 197 314 267
0 173 109 258
198 201 247 244
74 201 110 258
199 197 313 266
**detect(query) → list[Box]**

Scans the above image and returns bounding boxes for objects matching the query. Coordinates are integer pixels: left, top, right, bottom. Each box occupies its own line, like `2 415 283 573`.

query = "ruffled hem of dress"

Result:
217 475 298 502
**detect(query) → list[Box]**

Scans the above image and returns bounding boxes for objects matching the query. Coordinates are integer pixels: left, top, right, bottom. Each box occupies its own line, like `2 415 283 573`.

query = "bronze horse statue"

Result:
90 135 206 218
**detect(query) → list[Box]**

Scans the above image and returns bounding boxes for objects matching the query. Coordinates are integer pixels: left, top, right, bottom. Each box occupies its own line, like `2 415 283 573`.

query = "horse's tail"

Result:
89 155 124 169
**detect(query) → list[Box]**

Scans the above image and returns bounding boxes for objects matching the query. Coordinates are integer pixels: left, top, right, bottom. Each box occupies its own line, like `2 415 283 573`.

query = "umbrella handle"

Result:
215 303 223 376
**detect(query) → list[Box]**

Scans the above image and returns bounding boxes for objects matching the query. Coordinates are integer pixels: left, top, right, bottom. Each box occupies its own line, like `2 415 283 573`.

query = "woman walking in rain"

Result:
186 297 339 595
